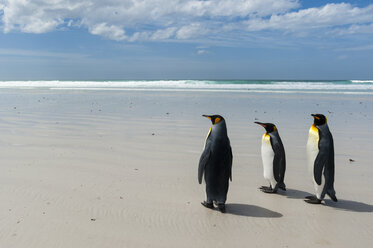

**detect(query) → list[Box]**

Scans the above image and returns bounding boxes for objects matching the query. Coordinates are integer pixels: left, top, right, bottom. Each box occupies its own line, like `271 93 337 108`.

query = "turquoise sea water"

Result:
0 80 373 94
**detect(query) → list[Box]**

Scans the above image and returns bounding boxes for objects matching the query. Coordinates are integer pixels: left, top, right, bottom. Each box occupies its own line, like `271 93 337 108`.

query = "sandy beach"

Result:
0 89 372 248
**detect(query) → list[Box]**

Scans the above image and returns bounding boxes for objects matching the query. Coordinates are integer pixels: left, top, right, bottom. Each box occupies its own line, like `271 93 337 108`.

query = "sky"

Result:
0 0 373 80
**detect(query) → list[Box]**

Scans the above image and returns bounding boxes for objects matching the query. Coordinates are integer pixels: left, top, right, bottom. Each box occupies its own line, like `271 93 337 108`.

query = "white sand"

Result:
0 89 372 247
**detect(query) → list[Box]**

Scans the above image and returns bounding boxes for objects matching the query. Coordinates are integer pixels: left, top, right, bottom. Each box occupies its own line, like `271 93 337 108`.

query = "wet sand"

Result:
0 89 372 247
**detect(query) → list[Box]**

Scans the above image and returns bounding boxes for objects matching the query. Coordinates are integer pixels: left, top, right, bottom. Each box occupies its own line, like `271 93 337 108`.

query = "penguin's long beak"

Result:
311 114 320 120
254 121 266 128
202 115 211 120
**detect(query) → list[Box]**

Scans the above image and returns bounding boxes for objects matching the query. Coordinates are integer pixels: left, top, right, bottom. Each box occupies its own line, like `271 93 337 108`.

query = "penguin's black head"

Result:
311 114 327 126
254 122 277 133
203 114 224 125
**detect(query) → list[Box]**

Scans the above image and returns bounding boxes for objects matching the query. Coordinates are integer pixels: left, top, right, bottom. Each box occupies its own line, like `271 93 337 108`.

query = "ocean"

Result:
0 80 373 94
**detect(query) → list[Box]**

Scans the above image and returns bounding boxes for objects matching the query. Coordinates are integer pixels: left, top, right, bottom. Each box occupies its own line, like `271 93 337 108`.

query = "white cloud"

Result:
0 1 373 42
1 0 82 33
176 23 207 39
246 3 373 33
128 31 151 42
150 27 177 40
329 23 373 36
178 0 299 17
89 23 127 41
197 49 208 55
0 0 299 41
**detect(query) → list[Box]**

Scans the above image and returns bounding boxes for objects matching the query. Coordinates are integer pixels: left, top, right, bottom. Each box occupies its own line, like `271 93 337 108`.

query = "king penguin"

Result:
198 114 232 213
255 122 286 193
306 114 338 204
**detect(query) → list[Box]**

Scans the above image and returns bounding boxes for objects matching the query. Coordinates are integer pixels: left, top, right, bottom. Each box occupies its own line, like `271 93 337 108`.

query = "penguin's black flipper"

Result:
313 151 327 185
273 153 281 183
229 146 233 181
314 127 334 186
198 143 211 184
270 134 286 184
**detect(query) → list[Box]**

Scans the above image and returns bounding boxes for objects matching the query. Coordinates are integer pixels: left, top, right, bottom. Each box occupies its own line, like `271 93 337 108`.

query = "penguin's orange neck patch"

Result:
310 124 319 133
263 133 270 141
214 117 221 124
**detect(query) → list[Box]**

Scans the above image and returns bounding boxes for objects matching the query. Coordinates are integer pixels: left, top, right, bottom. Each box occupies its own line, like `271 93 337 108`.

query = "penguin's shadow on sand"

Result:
278 188 312 199
278 188 373 213
325 199 373 212
225 204 283 218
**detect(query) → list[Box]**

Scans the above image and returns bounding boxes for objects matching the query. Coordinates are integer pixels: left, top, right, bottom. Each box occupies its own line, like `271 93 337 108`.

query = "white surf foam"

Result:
351 80 373 83
1 80 373 94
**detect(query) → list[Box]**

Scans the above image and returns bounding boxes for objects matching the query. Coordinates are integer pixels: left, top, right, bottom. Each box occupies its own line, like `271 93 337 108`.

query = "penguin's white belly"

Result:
307 125 325 199
261 134 276 188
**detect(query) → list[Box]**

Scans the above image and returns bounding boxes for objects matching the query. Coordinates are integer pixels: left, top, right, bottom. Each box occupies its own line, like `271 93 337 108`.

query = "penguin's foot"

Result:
201 201 214 209
305 199 322 204
304 196 322 204
260 186 277 194
277 182 286 191
305 195 317 200
259 186 270 190
217 203 226 213
327 193 338 202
